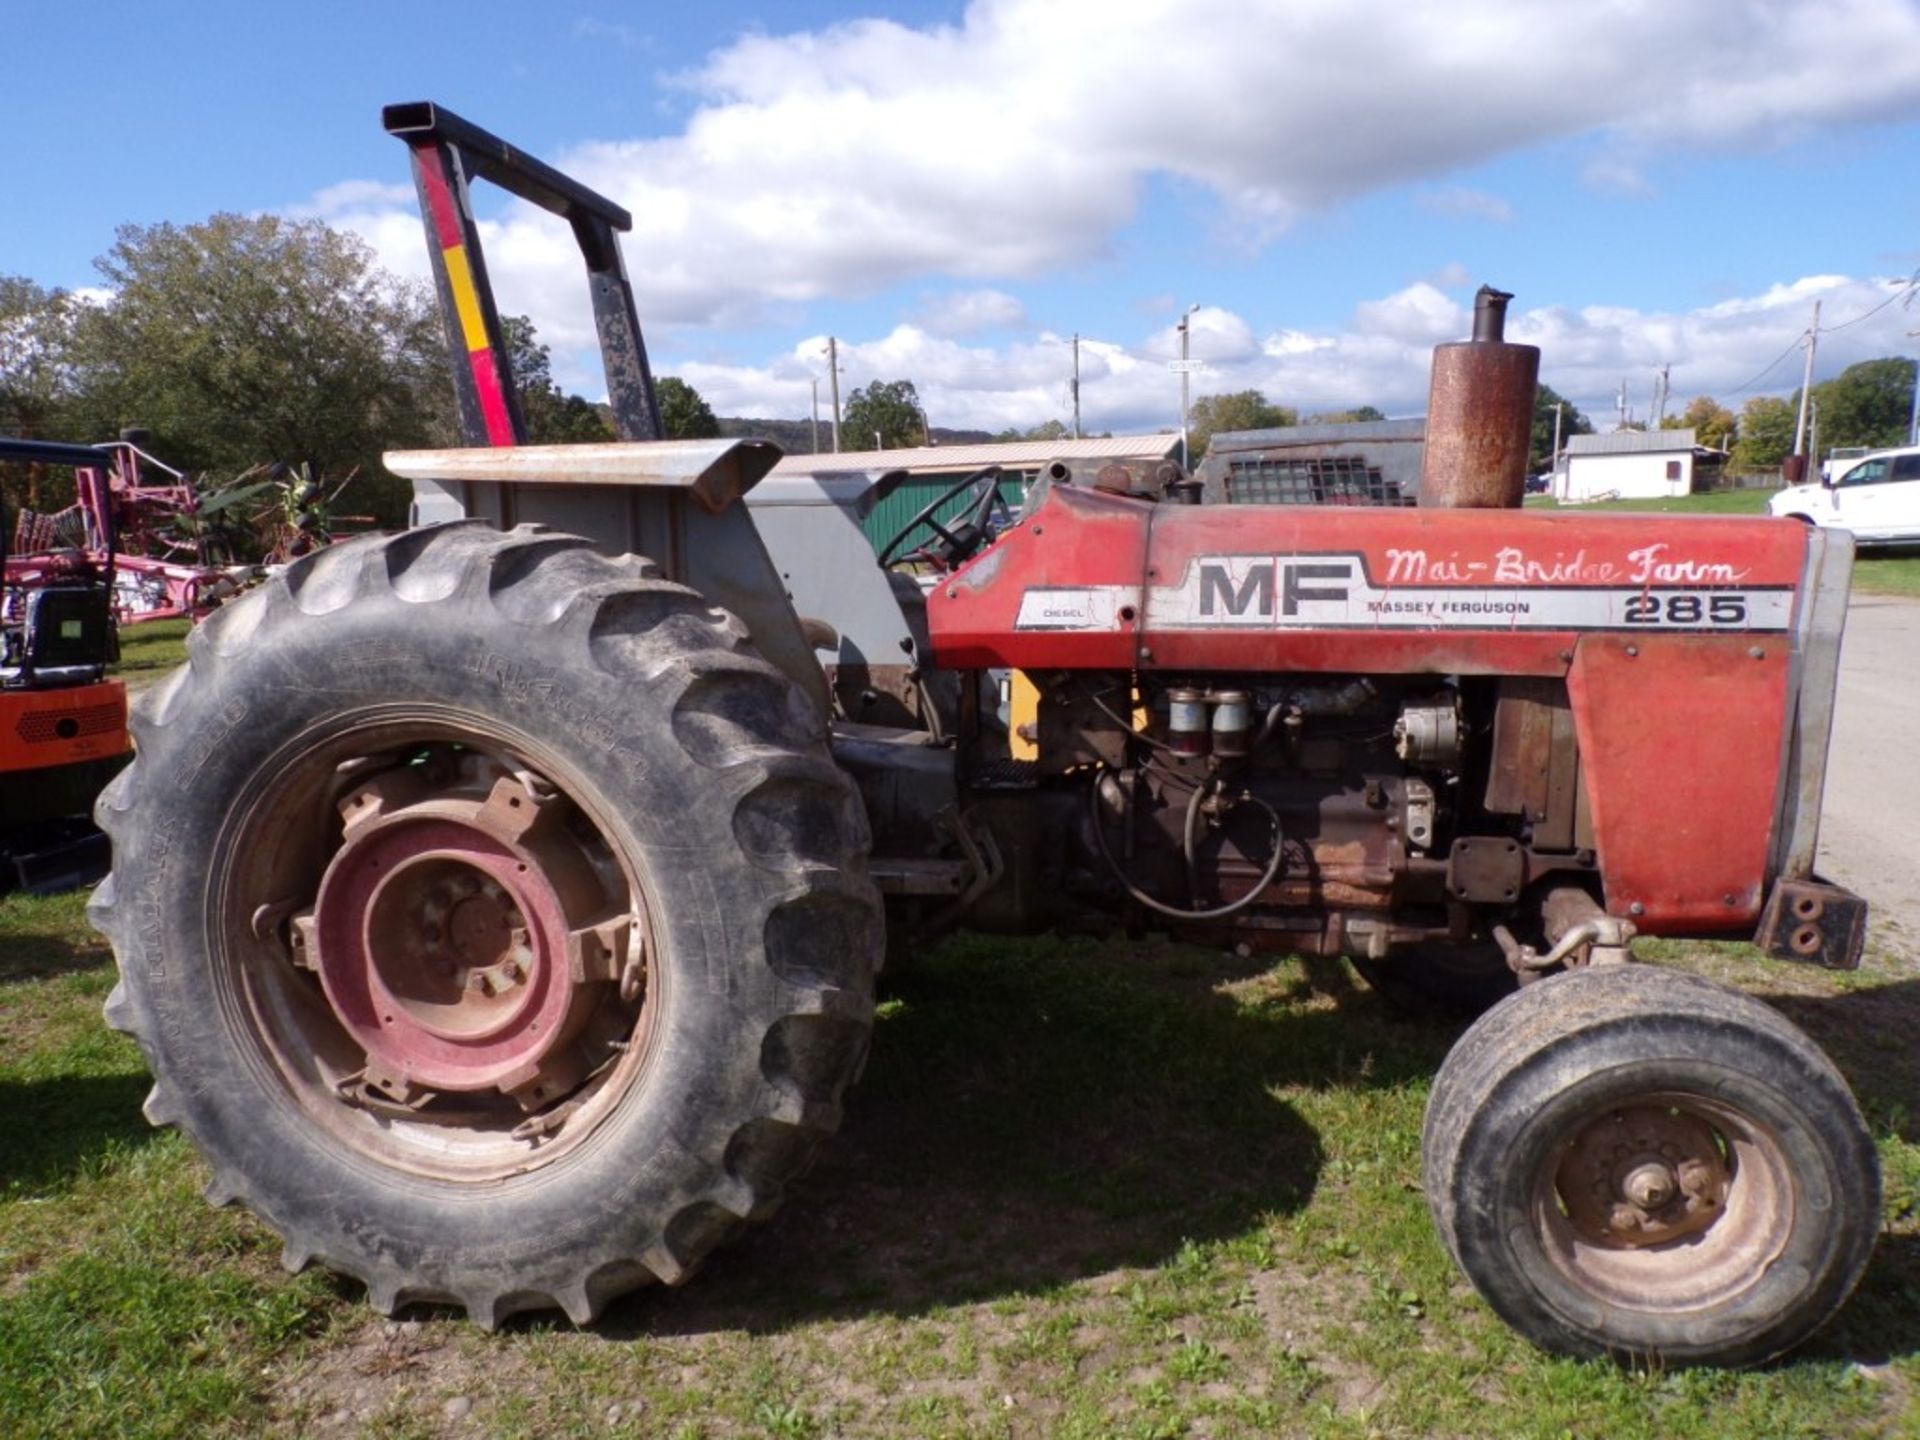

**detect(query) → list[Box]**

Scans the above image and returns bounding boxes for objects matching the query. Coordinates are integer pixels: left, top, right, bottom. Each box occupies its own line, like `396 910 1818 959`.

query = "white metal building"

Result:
1557 429 1702 503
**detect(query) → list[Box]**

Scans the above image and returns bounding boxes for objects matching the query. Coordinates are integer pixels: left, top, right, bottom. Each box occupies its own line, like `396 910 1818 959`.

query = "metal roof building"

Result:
766 433 1180 481
1558 428 1715 503
1563 428 1700 457
766 435 1182 551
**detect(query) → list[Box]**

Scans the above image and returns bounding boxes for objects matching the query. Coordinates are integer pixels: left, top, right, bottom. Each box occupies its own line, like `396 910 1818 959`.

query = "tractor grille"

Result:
1224 454 1414 506
16 702 123 745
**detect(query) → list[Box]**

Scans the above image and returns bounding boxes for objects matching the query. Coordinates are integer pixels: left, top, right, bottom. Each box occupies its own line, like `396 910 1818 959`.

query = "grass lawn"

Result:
2 887 1915 1438
1527 490 1920 597
1853 556 1920 598
112 619 190 681
1524 490 1775 516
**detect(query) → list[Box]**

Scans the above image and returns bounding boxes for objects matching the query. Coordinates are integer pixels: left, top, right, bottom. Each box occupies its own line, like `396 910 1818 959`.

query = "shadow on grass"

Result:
1758 976 1920 1366
1758 976 1920 1142
594 935 1454 1340
0 1072 156 1195
1821 1235 1920 1368
0 930 111 986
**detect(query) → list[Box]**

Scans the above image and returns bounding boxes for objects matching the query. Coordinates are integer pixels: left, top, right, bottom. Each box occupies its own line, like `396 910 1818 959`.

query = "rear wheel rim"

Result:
215 712 654 1183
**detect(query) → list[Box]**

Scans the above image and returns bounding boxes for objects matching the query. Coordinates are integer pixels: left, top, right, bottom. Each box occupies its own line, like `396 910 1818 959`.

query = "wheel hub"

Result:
1556 1104 1732 1247
298 758 635 1106
365 854 538 1040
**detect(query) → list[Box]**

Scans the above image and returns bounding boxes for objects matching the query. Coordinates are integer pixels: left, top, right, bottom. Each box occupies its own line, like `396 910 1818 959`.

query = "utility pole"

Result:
824 336 843 453
1551 400 1564 472
809 378 820 454
1615 379 1630 430
1792 300 1821 461
1178 305 1199 469
1070 332 1082 439
1652 364 1670 428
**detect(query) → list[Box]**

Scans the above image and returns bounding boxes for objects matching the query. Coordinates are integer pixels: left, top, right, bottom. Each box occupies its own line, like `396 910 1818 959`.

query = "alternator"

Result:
1395 697 1462 767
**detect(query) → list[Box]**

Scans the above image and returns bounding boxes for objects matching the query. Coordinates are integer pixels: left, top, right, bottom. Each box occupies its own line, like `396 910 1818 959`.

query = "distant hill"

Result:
717 417 994 455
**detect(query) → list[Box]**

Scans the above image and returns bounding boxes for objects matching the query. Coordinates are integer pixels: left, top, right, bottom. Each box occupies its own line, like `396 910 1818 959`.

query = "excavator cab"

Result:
0 438 131 891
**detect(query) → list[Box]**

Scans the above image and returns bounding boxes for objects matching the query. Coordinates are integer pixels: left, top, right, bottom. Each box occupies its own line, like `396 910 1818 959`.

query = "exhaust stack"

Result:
1419 286 1539 509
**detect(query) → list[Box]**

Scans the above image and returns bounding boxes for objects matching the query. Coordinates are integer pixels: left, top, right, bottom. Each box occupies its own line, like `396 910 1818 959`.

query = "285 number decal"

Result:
1623 593 1750 627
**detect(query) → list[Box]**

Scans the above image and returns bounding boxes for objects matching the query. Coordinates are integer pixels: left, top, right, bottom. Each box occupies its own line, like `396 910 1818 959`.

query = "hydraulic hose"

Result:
1089 774 1285 922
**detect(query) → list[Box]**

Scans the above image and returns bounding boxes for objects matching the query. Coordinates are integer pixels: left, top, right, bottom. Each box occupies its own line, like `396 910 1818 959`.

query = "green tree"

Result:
656 376 720 440
991 418 1071 442
1804 358 1917 451
70 214 448 525
1304 405 1388 424
500 315 615 445
0 275 83 512
0 275 77 440
1731 395 1796 472
1530 385 1592 473
843 378 925 451
1188 390 1298 459
1665 395 1737 452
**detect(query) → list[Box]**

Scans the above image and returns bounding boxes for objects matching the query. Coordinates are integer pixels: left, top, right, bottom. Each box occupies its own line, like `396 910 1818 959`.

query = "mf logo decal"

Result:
1198 558 1352 618
1011 552 1794 633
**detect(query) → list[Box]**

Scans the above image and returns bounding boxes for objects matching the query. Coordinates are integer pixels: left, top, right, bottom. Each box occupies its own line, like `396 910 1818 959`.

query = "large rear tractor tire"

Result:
1423 964 1879 1365
90 522 882 1327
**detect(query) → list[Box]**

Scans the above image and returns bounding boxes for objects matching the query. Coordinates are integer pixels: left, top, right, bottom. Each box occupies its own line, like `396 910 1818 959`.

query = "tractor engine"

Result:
989 669 1480 956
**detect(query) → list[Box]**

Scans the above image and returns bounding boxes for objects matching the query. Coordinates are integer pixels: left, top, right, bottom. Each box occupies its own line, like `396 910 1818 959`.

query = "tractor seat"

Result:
2 586 112 688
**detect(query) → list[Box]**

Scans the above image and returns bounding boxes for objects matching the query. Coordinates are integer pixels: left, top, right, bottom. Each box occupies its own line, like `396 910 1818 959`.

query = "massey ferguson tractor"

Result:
89 105 1880 1367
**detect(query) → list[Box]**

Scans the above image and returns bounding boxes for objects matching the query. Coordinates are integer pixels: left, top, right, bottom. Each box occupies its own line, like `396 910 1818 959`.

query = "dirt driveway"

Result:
1818 592 1920 961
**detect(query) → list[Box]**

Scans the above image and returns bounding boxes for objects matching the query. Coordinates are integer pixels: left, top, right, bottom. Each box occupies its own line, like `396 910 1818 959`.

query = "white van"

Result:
1769 444 1920 546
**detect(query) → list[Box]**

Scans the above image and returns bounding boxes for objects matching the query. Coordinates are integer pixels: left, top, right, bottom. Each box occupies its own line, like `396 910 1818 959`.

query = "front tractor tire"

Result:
90 522 881 1327
1423 964 1879 1366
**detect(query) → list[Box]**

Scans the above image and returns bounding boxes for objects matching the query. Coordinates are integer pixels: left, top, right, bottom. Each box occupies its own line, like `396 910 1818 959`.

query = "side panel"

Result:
1566 635 1790 928
934 485 1151 671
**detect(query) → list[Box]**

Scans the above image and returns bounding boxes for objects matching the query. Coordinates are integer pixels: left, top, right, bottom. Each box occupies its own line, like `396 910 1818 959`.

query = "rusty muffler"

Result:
1419 286 1539 509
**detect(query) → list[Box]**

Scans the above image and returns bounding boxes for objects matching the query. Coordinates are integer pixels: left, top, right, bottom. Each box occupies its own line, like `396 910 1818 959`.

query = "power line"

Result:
1725 333 1807 399
1725 273 1920 402
1821 271 1920 333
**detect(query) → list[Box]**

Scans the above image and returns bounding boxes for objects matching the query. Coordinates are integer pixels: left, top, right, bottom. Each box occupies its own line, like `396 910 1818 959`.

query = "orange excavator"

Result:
1 438 132 892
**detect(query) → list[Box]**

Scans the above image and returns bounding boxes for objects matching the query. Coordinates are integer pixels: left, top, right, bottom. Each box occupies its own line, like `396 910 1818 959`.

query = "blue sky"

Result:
8 0 1920 437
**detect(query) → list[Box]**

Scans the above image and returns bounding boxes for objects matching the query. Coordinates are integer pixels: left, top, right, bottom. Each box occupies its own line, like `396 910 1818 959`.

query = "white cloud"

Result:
914 288 1028 336
302 0 1920 349
1416 186 1514 223
668 272 1917 437
288 180 417 219
1352 283 1464 343
1581 156 1655 197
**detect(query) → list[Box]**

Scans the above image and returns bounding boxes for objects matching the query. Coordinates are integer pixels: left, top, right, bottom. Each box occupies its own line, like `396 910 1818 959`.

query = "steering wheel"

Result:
877 465 1006 570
